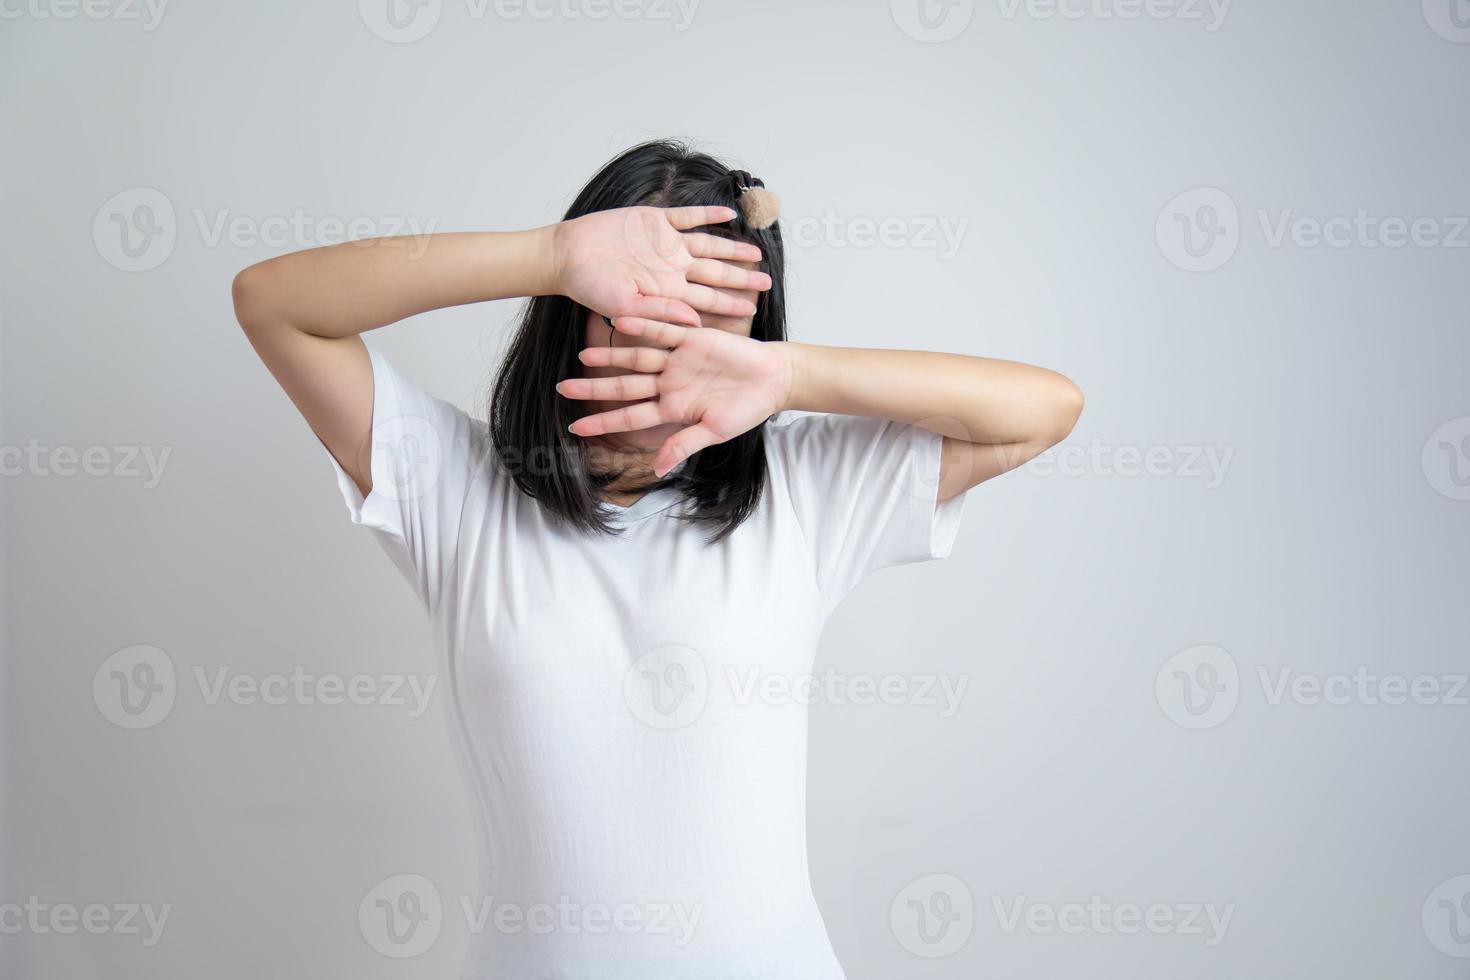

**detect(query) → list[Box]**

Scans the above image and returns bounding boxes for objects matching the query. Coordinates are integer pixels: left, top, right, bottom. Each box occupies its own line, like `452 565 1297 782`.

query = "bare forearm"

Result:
782 343 1083 448
232 229 555 338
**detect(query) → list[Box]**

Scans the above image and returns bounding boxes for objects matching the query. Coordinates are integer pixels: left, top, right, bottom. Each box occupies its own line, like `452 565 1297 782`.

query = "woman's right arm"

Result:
232 230 557 496
231 208 767 495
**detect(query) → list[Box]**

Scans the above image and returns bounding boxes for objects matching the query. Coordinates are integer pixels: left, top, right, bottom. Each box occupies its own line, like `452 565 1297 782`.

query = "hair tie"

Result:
729 170 780 231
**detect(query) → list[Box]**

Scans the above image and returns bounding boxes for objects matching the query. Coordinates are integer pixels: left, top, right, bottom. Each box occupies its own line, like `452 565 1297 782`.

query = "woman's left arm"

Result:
783 344 1084 500
563 318 1082 492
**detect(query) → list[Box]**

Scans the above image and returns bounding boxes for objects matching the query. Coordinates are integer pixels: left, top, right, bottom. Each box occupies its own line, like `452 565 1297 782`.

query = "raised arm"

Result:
563 318 1083 496
783 345 1084 499
231 207 768 495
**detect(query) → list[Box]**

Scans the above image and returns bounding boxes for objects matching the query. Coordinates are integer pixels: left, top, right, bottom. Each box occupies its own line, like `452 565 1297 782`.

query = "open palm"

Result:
557 317 795 476
552 206 770 324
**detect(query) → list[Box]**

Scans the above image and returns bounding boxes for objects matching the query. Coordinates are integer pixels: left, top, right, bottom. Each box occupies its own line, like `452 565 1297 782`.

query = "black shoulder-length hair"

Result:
488 140 786 542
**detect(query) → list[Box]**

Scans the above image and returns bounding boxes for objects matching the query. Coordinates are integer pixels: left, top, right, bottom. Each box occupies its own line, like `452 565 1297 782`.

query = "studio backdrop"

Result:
2 1 1468 977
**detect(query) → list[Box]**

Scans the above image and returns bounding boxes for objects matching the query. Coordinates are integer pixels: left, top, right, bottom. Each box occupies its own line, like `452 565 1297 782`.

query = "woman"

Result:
232 141 1082 978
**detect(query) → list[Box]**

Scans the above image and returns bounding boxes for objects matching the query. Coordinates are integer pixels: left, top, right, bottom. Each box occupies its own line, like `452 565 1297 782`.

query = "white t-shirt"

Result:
330 348 967 979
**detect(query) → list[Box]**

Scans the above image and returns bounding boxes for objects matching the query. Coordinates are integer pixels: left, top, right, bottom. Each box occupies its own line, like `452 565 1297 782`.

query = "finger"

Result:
612 316 692 348
556 374 659 402
569 400 665 437
577 345 670 373
684 232 763 263
680 282 759 318
654 423 723 477
618 294 702 327
663 205 738 231
685 258 773 292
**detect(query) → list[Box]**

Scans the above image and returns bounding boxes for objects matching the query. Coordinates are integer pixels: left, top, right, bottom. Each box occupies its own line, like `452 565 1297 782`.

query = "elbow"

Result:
230 261 278 336
1043 375 1084 447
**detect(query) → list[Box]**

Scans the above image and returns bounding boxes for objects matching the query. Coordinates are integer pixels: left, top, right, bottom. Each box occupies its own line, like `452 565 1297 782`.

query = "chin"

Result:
603 422 682 451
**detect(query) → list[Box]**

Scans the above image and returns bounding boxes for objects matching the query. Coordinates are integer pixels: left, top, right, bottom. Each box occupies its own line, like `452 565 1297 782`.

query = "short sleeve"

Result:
765 413 967 607
324 346 488 613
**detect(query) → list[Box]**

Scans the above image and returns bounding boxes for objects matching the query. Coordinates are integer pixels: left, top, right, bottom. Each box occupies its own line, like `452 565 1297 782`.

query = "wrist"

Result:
524 223 562 297
777 342 817 414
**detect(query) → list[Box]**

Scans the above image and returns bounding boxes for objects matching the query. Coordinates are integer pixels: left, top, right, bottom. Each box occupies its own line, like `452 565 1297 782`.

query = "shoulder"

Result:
764 412 914 475
764 412 891 457
361 345 497 501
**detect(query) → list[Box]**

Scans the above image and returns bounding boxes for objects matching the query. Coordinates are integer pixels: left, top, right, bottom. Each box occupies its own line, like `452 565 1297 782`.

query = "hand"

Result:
557 318 797 477
550 206 771 326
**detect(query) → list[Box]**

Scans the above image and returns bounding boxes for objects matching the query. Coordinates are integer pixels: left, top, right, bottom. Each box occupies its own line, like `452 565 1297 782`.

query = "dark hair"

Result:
488 140 786 541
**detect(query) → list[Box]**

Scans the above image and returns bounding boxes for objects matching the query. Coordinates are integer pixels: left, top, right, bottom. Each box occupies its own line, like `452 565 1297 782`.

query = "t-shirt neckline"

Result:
601 486 682 525
599 461 690 525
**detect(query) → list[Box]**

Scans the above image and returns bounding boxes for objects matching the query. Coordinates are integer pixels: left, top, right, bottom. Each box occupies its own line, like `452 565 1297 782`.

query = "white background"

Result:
3 0 1470 977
